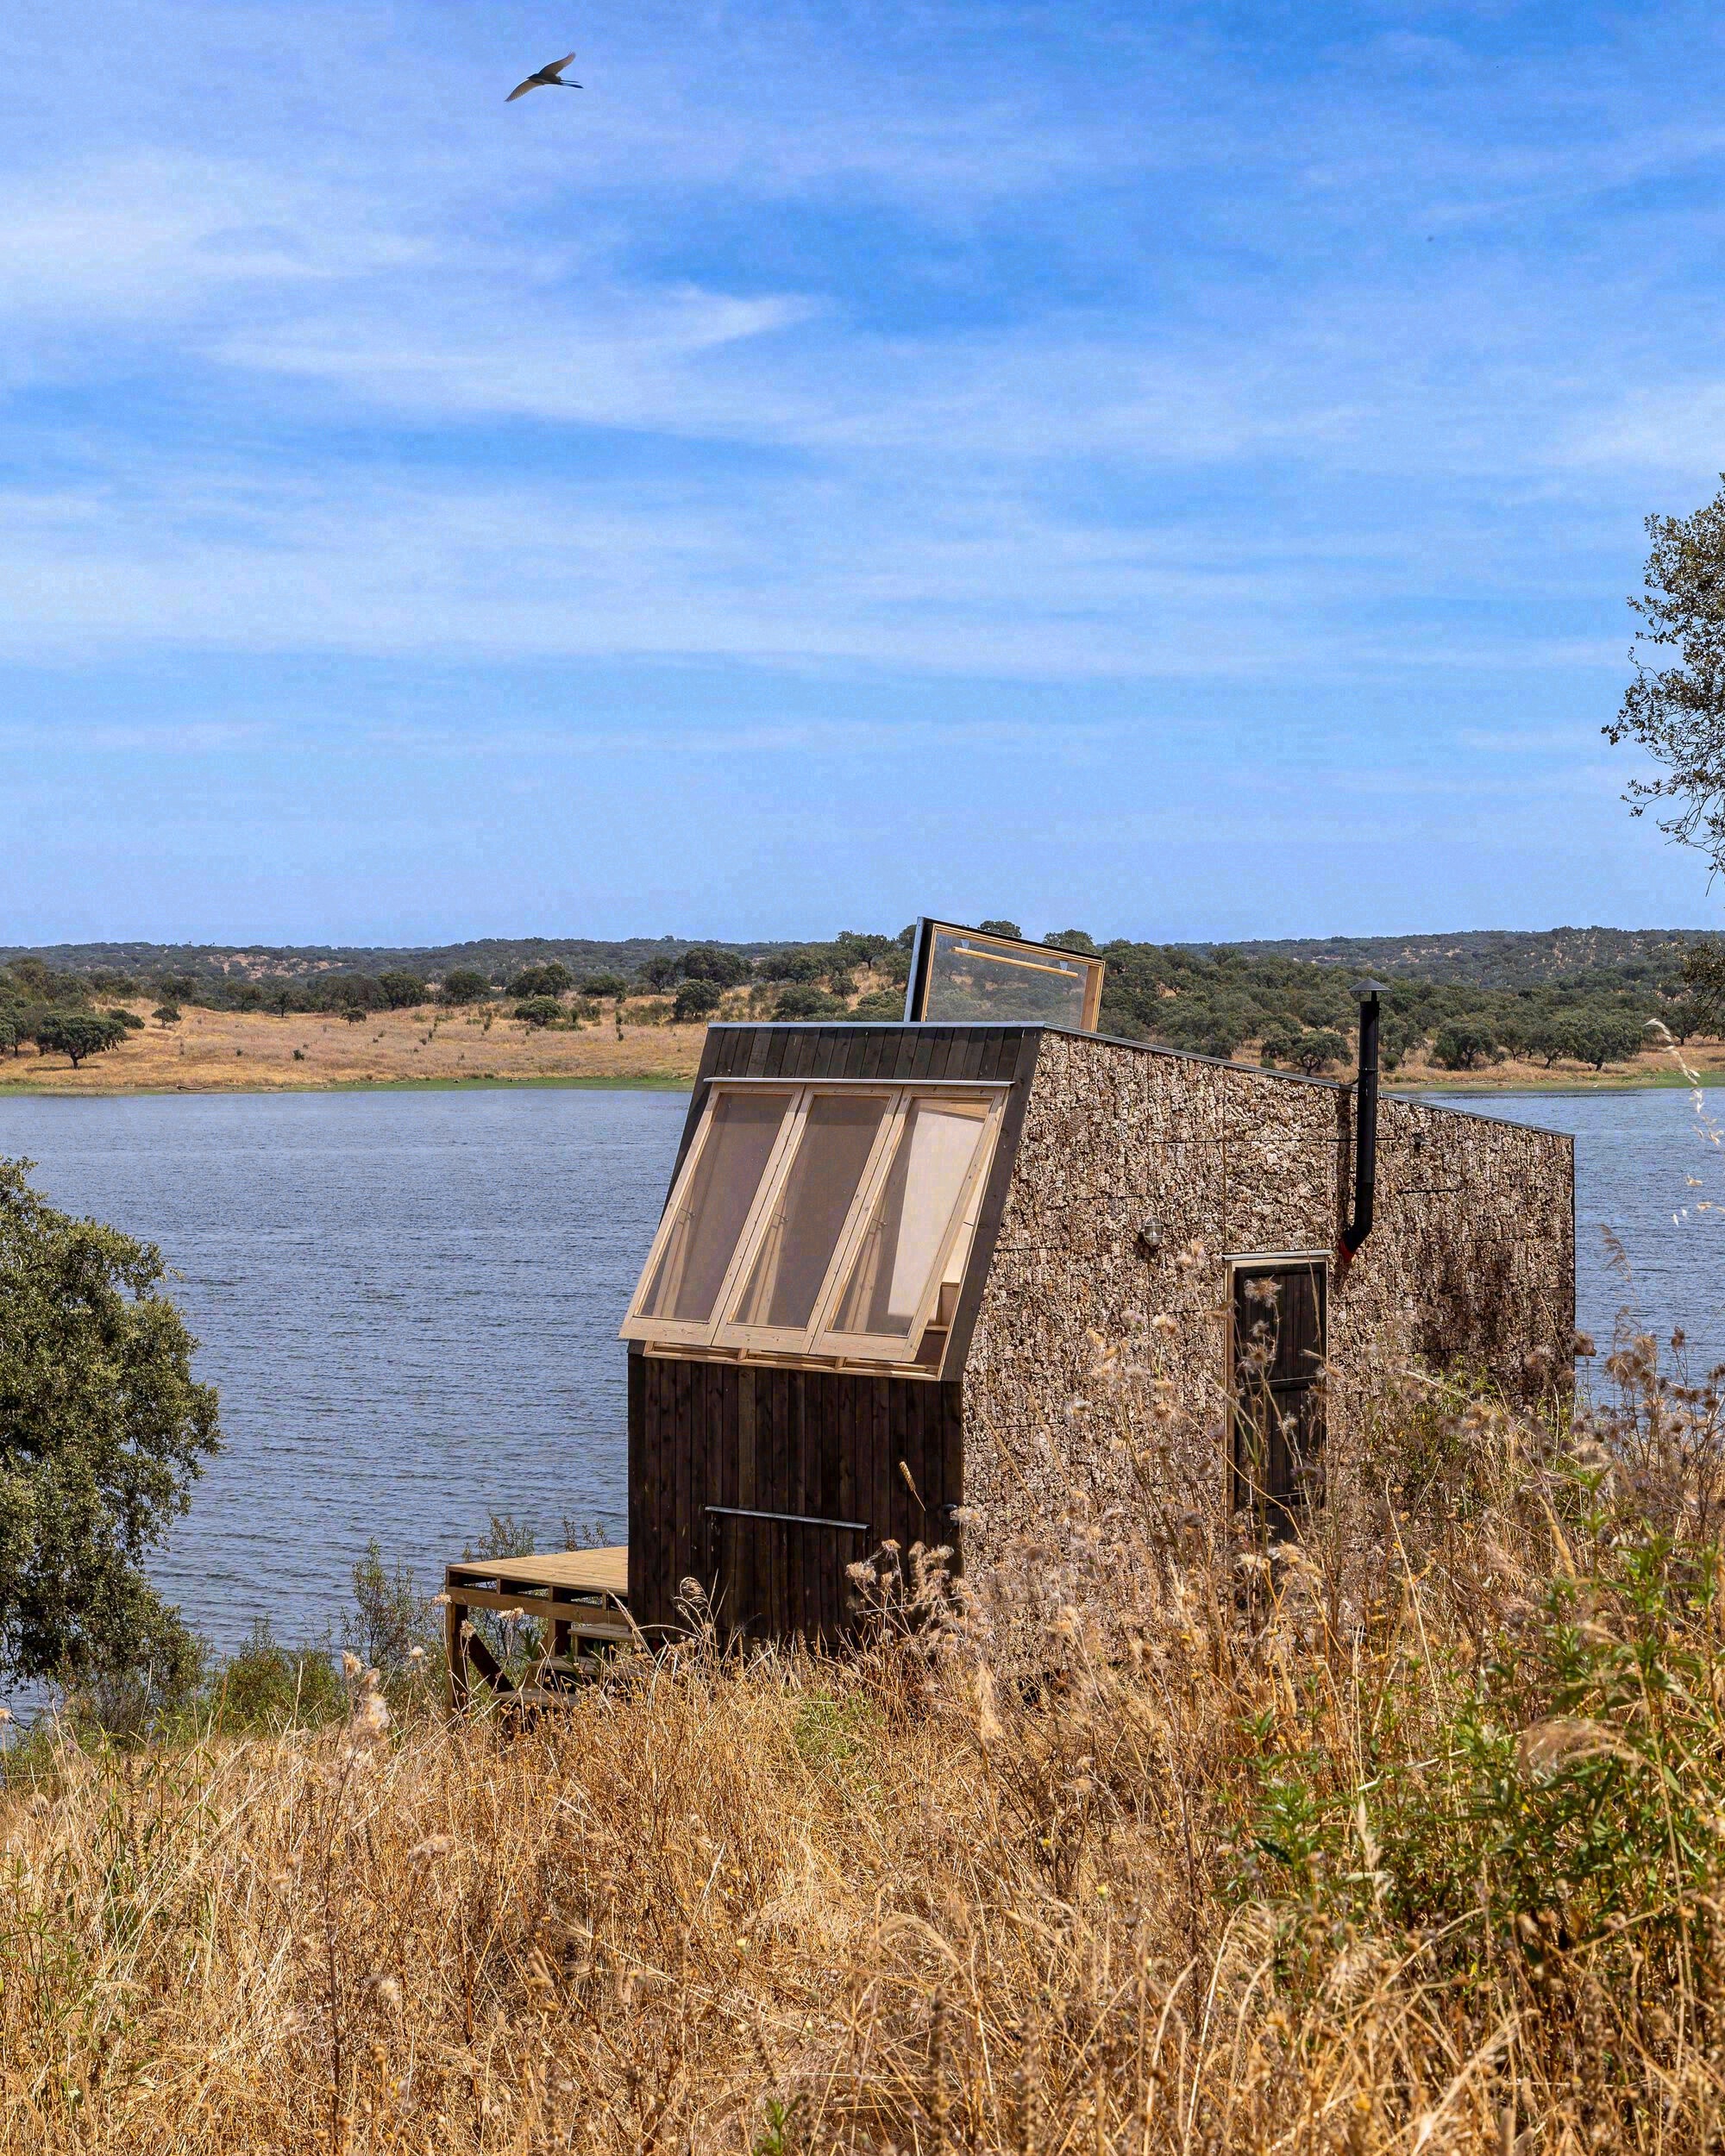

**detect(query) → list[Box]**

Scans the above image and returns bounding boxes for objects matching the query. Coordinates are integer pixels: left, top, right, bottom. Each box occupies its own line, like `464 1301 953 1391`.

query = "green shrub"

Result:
205 1620 343 1733
673 978 724 1024
508 962 573 999
845 989 906 1021
773 984 844 1021
1431 1018 1500 1069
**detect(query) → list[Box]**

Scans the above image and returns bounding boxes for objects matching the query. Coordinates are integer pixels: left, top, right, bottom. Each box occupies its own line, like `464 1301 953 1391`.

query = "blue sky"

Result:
4 0 1725 945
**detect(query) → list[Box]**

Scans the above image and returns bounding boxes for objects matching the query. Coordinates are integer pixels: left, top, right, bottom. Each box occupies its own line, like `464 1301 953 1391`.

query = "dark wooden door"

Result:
630 1356 963 1645
1231 1259 1327 1532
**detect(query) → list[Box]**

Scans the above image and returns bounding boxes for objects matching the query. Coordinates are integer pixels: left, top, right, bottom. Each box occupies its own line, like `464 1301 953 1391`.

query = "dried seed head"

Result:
1516 1717 1631 1777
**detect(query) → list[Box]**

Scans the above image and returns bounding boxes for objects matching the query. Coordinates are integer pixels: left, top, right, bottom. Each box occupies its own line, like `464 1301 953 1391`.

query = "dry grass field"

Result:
2 996 1721 1097
2 1343 1723 2152
0 1000 711 1094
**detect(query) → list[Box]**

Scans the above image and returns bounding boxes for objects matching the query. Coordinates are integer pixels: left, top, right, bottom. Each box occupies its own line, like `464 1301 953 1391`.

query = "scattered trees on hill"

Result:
512 996 568 1029
0 924 1702 1071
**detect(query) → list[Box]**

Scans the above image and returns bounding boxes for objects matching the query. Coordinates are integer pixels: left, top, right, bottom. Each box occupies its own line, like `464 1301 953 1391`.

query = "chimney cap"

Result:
1353 978 1392 999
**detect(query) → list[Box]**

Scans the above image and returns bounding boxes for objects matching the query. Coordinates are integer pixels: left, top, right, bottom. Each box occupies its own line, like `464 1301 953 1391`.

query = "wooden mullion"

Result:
812 1094 1002 1366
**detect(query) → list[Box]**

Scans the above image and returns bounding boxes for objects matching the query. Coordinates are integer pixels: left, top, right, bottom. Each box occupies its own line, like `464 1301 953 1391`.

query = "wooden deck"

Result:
443 1545 631 1710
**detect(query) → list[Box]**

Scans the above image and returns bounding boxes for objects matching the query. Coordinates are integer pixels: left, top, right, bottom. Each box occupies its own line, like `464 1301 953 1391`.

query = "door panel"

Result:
1231 1258 1327 1531
708 1508 872 1644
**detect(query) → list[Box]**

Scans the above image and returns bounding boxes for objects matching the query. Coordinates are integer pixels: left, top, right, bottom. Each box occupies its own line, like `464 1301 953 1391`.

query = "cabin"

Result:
446 924 1576 1701
614 923 1576 1649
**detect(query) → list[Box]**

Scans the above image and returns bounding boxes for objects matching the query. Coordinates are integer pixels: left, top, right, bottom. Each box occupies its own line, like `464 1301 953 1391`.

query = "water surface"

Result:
0 1088 687 1657
1419 1085 1725 1371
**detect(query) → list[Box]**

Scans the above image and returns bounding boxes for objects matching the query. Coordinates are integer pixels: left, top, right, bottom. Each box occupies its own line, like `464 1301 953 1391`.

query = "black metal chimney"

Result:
1336 981 1389 1282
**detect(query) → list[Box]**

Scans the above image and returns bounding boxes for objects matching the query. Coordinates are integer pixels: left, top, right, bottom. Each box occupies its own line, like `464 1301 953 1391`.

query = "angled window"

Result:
719 1093 894 1349
630 1089 795 1341
906 920 1105 1031
623 1082 1005 1365
821 1098 993 1357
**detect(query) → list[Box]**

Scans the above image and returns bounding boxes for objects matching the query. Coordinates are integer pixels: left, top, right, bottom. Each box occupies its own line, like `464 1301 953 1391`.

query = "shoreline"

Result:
0 1065 1709 1102
0 996 1717 1099
0 1070 694 1100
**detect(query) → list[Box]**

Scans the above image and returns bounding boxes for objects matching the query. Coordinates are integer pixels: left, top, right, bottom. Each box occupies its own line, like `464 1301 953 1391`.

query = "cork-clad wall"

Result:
960 1029 1575 1569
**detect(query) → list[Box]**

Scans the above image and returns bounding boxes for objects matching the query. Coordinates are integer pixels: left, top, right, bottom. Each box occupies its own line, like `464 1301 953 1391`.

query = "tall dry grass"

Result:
3 1335 1725 2151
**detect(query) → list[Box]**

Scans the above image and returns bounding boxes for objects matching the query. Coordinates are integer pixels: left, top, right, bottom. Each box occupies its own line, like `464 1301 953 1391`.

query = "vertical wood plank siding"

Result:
627 1353 963 1643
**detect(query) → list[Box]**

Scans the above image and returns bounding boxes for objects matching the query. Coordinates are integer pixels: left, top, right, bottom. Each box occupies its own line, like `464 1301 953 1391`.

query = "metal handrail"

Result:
706 1504 871 1533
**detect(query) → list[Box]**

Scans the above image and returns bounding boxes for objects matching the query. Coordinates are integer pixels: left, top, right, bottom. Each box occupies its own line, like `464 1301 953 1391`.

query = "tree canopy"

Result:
1609 475 1725 874
0 1159 219 1690
35 1012 129 1067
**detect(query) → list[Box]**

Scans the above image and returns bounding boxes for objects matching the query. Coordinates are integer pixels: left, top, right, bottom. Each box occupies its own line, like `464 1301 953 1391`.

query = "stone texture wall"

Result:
959 1031 1574 1582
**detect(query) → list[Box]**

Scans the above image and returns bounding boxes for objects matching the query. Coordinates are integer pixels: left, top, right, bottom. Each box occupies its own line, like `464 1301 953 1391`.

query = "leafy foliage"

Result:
34 1012 129 1067
672 977 724 1024
506 962 572 999
1609 473 1725 874
0 1158 219 1689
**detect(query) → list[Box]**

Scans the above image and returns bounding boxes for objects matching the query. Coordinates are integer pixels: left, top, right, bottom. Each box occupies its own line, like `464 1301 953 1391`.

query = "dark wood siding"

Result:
627 1351 963 1644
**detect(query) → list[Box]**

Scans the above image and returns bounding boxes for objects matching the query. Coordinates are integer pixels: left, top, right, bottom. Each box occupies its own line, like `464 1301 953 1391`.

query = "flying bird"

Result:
507 53 581 101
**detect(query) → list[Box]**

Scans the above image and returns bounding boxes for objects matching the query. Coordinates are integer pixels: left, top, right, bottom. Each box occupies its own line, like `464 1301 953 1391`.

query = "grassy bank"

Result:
0 1344 1721 2151
0 1000 710 1095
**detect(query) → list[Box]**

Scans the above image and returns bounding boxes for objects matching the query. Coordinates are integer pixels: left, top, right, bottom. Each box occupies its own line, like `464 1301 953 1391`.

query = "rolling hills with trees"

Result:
2 924 1720 1078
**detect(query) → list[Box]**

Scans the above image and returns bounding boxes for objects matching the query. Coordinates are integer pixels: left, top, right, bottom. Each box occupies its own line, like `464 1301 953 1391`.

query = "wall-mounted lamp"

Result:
1136 1218 1164 1261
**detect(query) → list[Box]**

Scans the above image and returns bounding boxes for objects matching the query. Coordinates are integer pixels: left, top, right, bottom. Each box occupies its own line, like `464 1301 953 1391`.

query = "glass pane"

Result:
637 1091 790 1325
831 1100 989 1340
729 1094 889 1330
921 925 1095 1027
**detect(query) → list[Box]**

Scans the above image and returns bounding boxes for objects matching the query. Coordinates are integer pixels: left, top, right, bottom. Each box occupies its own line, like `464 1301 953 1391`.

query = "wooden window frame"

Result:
622 1080 1007 1365
809 1092 1001 1366
710 1085 902 1356
1225 1250 1329 1522
906 918 1106 1032
618 1087 802 1347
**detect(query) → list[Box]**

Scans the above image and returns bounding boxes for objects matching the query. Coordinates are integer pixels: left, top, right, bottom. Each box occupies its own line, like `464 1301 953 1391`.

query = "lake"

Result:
0 1081 1720 1661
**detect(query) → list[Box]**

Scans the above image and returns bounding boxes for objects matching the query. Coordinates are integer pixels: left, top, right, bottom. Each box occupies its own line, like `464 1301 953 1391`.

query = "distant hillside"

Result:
8 923 1724 1077
4 924 1719 990
1202 926 1725 988
0 937 802 985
